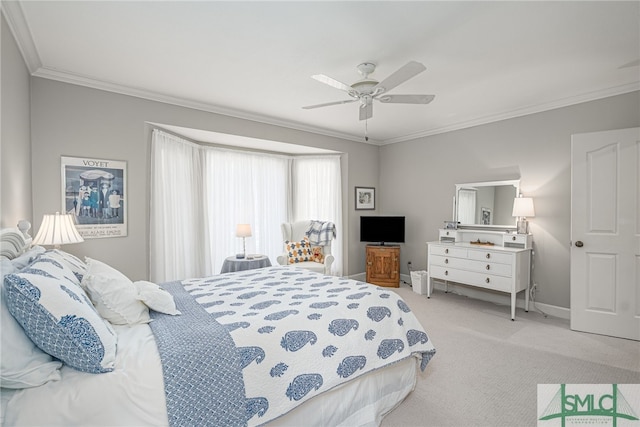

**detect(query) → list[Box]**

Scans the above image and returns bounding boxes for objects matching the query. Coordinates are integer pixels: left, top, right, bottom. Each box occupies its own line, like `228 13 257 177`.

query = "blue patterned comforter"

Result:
150 266 436 427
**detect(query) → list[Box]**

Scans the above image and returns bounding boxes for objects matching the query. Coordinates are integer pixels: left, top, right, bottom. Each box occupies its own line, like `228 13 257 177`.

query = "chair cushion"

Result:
289 261 325 274
285 237 312 264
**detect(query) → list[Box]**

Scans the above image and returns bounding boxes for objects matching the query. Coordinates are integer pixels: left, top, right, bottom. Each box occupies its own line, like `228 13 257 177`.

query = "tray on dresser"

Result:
469 240 495 246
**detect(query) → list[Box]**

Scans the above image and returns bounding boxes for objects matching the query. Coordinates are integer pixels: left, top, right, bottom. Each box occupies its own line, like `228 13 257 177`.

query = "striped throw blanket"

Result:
305 220 336 246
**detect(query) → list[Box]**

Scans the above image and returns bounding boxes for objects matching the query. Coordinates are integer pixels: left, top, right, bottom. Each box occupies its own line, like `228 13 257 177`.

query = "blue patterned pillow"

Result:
46 249 87 282
3 255 117 374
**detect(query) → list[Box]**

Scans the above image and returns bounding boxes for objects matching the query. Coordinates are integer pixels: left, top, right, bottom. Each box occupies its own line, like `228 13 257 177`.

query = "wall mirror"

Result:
453 180 519 229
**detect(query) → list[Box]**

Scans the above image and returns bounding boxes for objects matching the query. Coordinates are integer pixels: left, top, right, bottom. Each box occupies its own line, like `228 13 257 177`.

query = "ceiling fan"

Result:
303 61 435 121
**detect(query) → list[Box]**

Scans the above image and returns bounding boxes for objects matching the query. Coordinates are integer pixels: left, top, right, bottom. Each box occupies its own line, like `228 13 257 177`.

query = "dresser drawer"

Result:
466 249 513 265
429 245 467 258
431 255 512 277
439 229 460 242
503 233 531 248
430 265 512 293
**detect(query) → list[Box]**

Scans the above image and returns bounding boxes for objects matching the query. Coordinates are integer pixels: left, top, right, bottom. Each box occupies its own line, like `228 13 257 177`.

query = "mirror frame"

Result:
453 179 520 229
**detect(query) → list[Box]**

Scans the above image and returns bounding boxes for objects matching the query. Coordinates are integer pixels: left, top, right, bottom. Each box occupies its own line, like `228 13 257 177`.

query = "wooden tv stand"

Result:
366 245 400 287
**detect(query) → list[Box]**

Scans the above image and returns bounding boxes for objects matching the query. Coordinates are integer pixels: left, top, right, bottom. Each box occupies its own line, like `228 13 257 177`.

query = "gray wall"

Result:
29 78 380 281
379 91 640 308
1 13 32 229
5 15 639 309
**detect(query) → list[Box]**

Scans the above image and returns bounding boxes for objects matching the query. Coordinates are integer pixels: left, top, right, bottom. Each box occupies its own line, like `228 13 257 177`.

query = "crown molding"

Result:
1 1 41 73
32 66 383 146
33 65 640 147
381 82 640 145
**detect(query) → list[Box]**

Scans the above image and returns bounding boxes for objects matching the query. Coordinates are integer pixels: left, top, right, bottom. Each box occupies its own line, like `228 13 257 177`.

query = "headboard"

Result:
1 220 33 260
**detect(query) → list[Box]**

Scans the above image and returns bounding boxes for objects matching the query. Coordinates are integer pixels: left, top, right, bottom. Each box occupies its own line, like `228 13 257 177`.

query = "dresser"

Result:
427 229 532 320
366 245 400 287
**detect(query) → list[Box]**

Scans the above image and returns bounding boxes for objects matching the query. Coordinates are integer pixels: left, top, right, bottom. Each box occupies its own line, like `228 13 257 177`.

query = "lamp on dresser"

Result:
512 196 535 235
32 212 84 249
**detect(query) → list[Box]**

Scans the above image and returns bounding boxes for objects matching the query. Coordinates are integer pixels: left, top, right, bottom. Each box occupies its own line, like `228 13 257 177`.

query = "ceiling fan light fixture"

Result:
350 79 378 94
303 60 434 125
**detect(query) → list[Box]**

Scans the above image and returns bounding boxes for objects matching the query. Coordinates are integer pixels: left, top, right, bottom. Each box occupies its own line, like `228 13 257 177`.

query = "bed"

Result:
0 226 436 426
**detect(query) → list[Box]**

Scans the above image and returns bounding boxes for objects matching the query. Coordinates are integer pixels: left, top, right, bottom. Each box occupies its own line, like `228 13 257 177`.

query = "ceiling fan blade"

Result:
374 61 426 94
377 94 435 104
359 102 373 121
311 74 353 92
302 99 357 109
619 58 640 69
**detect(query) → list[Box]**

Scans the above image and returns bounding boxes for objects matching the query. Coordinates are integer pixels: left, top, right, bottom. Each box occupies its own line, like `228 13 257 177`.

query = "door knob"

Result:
575 241 584 248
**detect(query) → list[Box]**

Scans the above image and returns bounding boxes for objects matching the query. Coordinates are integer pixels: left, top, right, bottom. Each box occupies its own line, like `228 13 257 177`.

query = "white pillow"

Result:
81 258 150 325
1 257 63 388
4 255 117 374
134 280 181 316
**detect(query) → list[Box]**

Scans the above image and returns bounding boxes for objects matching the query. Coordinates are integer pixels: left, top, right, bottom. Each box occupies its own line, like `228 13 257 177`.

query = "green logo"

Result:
539 384 639 426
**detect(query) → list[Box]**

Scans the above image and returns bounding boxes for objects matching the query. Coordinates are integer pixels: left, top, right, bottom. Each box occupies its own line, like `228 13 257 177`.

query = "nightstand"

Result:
220 255 271 274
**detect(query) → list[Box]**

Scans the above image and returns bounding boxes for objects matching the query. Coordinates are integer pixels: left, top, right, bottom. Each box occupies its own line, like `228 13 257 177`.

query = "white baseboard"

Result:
349 273 570 320
349 272 367 282
528 301 570 320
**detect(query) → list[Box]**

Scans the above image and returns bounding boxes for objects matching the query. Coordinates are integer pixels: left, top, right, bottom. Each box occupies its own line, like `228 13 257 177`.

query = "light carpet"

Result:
380 284 640 427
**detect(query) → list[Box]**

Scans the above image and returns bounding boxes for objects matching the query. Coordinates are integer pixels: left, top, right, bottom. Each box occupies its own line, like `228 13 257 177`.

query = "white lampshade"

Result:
32 213 84 248
236 224 252 238
512 197 535 218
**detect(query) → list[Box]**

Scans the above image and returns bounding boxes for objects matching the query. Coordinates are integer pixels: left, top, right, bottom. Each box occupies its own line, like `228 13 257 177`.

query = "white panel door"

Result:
571 127 639 341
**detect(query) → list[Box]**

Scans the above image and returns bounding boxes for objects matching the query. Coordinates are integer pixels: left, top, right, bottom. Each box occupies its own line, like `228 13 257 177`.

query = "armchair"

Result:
276 220 335 275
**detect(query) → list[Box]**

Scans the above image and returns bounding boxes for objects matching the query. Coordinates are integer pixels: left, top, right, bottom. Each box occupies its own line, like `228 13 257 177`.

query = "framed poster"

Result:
61 156 127 239
355 186 375 210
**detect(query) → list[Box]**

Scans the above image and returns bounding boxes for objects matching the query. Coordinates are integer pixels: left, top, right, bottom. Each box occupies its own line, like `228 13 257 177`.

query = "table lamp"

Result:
235 224 252 259
32 212 84 249
512 197 535 234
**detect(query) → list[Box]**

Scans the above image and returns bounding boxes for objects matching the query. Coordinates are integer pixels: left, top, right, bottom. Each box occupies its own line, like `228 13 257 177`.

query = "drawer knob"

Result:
445 259 449 264
511 236 516 241
444 271 449 276
485 277 490 283
446 231 450 236
486 265 490 270
445 248 449 254
486 253 491 259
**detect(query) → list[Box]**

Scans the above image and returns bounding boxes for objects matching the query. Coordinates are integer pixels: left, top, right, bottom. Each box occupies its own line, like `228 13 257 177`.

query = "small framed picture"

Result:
481 207 492 225
355 187 375 210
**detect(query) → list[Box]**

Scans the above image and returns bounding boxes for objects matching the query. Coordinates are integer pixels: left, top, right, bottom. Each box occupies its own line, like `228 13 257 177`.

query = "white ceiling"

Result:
4 1 640 145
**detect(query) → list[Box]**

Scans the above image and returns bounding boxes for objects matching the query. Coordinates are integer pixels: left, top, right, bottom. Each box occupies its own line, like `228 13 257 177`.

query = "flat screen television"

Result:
360 216 405 245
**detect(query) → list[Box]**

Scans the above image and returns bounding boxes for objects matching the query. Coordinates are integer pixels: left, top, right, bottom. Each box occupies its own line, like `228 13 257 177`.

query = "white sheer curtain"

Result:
151 130 343 281
202 148 290 274
292 156 343 275
150 130 208 282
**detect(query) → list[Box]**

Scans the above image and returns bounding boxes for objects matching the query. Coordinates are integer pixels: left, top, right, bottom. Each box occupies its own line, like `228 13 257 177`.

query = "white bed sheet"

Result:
2 324 168 427
2 324 419 427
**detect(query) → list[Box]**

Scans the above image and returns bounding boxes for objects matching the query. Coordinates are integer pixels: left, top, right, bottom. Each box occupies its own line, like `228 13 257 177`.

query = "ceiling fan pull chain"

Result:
365 119 369 142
